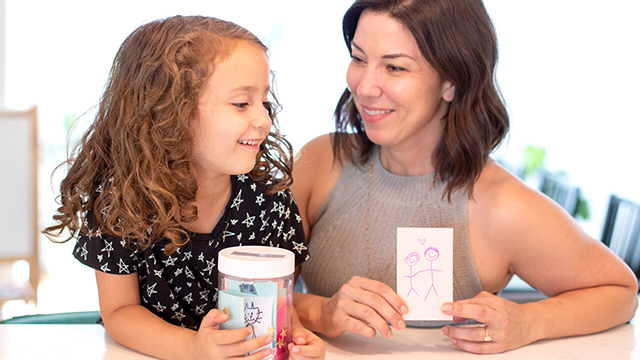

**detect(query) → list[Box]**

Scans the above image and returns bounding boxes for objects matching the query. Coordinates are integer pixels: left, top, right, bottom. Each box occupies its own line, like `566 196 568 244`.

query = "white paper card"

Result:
397 227 453 321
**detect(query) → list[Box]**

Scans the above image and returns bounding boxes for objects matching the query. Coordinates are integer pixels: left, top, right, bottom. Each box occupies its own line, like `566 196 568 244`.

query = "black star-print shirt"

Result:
73 174 309 329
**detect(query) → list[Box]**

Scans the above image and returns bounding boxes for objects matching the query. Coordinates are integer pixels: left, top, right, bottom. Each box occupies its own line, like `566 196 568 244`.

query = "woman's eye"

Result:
387 64 406 72
233 103 249 109
350 55 364 64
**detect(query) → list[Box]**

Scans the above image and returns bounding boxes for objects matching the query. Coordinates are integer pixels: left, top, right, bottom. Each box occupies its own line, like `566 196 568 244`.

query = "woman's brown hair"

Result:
333 0 509 199
43 15 293 253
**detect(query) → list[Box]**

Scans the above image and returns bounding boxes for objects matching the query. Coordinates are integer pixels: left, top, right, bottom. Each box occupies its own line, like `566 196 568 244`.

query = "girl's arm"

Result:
95 271 271 360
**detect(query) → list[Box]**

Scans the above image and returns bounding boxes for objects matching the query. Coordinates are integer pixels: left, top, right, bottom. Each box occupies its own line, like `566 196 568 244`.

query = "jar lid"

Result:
218 245 294 279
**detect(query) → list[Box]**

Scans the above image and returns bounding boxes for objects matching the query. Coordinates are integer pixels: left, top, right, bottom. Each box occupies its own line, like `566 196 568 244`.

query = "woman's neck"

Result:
378 144 436 177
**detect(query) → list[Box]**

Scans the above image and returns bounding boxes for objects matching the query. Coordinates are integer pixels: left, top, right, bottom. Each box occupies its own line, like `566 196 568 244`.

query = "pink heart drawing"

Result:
418 238 426 245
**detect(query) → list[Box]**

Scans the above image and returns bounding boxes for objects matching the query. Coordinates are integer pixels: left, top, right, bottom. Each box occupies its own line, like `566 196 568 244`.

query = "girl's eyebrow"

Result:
230 85 270 94
351 41 416 61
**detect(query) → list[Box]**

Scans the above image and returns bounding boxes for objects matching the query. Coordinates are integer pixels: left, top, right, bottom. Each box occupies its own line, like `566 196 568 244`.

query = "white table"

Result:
0 323 638 359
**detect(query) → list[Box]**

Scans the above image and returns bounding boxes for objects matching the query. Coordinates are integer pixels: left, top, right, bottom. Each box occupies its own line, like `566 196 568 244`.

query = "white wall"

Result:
2 0 639 314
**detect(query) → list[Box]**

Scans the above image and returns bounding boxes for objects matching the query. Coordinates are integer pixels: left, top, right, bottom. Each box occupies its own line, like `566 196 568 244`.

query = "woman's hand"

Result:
320 276 408 338
440 291 538 354
287 327 325 359
192 309 273 360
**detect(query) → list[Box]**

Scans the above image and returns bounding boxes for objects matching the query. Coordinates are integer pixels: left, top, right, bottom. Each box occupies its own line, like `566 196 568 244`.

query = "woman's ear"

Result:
442 81 455 102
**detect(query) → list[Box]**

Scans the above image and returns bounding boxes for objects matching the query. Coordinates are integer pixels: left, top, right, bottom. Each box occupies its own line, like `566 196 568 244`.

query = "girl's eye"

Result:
233 103 249 109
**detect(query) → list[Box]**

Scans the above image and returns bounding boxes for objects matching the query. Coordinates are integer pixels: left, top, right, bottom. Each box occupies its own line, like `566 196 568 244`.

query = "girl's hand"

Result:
193 309 273 360
440 291 537 354
320 276 408 338
287 326 325 360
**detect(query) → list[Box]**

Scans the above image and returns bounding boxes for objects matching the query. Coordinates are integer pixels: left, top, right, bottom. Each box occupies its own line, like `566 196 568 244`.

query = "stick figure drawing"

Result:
403 252 421 297
421 246 442 301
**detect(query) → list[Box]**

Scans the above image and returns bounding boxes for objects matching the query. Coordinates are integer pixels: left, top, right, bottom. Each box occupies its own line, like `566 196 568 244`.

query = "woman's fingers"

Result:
343 277 408 330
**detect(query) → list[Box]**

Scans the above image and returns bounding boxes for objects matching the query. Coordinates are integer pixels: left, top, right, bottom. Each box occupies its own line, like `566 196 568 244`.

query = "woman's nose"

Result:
356 67 382 98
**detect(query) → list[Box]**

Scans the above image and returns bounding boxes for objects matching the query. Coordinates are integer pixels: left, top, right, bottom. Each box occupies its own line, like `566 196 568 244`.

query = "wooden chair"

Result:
601 195 640 281
540 173 581 217
0 106 39 316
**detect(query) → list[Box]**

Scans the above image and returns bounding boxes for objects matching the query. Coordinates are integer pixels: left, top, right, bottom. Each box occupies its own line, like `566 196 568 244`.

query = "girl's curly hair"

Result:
43 15 293 254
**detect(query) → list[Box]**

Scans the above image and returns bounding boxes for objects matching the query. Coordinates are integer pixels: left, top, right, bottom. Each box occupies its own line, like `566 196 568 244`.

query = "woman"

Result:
292 0 638 354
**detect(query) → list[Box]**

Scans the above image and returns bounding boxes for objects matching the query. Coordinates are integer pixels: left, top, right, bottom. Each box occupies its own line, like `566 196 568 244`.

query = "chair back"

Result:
540 174 581 217
601 195 640 279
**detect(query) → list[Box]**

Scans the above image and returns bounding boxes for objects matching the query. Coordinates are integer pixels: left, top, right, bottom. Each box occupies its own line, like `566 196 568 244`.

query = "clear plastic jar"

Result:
217 246 294 360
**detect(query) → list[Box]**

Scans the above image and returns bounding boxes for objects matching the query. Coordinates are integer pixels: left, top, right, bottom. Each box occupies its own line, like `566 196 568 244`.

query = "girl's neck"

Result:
181 175 232 234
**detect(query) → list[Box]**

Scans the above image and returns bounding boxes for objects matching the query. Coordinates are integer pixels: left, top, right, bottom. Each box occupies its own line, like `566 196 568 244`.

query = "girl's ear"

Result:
442 81 455 102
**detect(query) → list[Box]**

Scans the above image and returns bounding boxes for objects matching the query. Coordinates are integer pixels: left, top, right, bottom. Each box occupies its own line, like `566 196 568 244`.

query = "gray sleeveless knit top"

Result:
301 150 483 328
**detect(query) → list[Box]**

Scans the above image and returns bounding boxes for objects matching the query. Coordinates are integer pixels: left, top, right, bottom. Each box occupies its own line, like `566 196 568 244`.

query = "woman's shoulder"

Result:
292 133 352 230
469 160 572 238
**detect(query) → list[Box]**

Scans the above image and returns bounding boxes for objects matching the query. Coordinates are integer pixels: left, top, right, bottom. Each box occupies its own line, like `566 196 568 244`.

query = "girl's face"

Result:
192 40 272 181
346 10 455 152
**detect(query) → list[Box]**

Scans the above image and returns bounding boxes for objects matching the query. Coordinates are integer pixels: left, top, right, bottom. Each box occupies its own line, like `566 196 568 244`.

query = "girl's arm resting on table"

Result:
95 270 271 360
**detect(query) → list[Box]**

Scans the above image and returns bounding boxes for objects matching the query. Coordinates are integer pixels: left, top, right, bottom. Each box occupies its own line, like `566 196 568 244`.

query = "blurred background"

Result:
1 0 638 320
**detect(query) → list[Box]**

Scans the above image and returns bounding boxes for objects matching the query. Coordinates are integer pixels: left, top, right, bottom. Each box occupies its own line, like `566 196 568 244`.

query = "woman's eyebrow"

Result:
351 41 416 61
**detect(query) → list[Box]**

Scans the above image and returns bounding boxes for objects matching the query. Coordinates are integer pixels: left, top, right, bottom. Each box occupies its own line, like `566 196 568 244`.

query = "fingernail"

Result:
386 329 393 338
441 303 452 312
451 338 457 345
396 320 405 330
262 349 271 358
442 326 449 335
297 336 305 343
400 305 409 314
264 336 272 344
292 346 300 353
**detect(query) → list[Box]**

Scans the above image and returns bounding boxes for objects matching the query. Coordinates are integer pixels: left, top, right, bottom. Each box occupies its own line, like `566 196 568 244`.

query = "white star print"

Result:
200 289 210 301
250 183 257 191
162 255 177 267
185 267 194 279
182 251 192 261
256 193 265 206
171 303 180 312
183 293 193 304
147 283 158 297
292 241 308 255
101 240 113 257
171 309 187 321
237 233 242 241
80 243 88 260
203 259 216 275
152 302 166 313
174 267 183 277
230 219 238 225
295 214 302 223
242 213 255 227
249 233 256 241
154 269 164 278
231 190 244 210
198 253 205 262
195 304 206 316
237 174 248 182
117 258 130 273
97 254 103 262
100 263 111 273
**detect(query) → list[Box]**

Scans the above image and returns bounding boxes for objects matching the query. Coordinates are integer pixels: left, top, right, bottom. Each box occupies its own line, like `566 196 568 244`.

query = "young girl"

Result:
44 15 324 360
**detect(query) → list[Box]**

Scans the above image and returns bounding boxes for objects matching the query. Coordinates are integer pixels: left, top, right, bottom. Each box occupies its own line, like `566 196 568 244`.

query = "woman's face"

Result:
346 10 455 151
